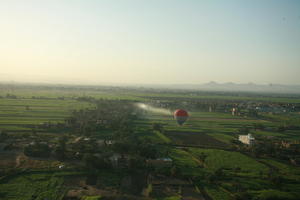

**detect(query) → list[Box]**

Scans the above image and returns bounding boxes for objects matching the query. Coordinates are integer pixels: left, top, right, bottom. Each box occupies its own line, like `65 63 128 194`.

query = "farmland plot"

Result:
0 98 93 132
164 131 228 148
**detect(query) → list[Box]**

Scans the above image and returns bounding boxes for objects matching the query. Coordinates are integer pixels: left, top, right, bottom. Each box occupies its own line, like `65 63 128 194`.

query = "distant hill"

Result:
1 79 300 95
197 82 300 94
145 82 300 94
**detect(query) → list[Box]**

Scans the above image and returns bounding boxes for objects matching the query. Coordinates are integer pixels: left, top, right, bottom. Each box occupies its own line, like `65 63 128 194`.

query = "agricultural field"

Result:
0 98 94 132
0 171 64 200
1 84 300 200
143 111 275 146
164 131 228 148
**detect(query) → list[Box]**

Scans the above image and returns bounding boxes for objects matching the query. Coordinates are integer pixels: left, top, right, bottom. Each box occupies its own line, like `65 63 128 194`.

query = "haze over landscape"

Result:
2 1 300 200
1 0 300 86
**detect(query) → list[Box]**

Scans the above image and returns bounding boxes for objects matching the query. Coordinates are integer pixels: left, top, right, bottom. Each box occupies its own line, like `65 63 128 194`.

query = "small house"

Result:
239 134 255 145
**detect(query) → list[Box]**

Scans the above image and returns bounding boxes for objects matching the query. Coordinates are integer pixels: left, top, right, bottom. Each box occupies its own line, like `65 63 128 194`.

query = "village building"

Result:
232 108 236 116
108 153 129 168
105 140 115 146
239 134 255 145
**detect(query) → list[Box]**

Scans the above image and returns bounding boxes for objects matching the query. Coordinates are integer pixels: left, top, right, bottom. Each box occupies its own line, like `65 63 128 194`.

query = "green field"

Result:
1 85 300 200
0 98 94 132
189 148 268 175
0 171 64 200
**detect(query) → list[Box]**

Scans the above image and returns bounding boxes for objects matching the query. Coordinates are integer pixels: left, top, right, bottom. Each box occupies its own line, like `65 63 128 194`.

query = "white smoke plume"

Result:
135 103 172 115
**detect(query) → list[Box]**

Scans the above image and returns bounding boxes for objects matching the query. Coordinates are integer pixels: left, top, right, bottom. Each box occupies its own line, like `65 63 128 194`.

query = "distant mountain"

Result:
142 82 300 94
1 77 299 94
197 82 300 94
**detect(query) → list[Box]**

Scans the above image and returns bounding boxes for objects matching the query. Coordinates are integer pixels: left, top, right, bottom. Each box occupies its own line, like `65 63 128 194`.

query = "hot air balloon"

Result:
174 109 189 125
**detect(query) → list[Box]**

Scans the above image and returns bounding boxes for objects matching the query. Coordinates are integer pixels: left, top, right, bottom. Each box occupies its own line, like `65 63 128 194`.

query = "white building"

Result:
239 134 255 145
232 108 236 116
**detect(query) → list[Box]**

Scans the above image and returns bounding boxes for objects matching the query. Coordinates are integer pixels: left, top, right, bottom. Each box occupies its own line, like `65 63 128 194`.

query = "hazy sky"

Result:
0 0 300 85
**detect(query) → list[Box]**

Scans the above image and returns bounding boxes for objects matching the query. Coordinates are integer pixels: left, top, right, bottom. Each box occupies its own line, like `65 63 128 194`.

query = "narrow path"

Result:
182 149 207 168
198 187 213 200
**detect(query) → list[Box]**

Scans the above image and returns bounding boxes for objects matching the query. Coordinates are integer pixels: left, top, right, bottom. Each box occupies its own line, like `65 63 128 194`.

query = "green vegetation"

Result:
157 196 181 200
81 196 102 200
1 84 300 200
153 131 171 143
0 172 64 200
0 98 93 132
204 185 232 200
189 148 268 175
260 159 300 179
252 189 298 200
170 149 199 168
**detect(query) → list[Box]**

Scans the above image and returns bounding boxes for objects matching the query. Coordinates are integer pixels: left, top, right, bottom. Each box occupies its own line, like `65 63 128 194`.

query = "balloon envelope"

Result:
174 109 189 125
